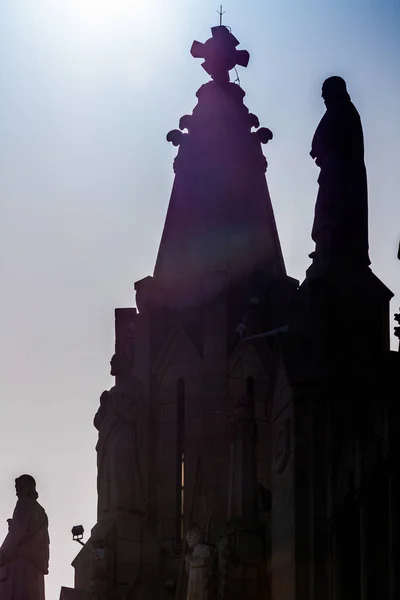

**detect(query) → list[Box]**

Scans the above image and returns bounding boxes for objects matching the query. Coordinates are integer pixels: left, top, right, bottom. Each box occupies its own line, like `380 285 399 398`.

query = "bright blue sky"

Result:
0 1 399 597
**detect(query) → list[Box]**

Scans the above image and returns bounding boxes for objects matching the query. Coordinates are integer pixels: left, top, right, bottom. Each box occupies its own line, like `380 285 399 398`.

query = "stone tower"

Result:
60 20 400 600
129 24 298 599
63 22 297 600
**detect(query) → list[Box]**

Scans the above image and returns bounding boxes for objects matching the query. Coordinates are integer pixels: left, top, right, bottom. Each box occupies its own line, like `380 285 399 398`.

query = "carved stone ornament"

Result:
273 419 291 473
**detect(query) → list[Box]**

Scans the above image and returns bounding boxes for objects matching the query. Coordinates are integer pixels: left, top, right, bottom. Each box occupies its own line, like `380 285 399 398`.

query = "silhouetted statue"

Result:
310 76 370 268
94 354 145 519
0 475 49 600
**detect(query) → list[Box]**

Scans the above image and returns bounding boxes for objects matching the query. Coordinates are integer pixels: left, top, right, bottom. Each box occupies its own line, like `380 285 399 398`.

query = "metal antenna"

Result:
217 5 226 26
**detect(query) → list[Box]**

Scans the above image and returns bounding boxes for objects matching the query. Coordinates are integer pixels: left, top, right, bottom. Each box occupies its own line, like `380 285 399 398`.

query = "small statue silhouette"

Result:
0 475 49 600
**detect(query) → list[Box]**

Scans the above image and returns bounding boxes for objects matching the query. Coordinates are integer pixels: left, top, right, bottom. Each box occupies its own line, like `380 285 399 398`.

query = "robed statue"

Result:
94 354 145 519
185 525 214 600
310 76 370 268
0 475 50 600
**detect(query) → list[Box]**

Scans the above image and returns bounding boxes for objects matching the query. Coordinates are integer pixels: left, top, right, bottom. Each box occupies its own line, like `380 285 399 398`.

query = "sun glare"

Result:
71 0 136 30
66 0 167 40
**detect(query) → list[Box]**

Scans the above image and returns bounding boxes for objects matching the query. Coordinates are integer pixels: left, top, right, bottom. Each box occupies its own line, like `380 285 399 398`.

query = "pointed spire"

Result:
153 26 286 307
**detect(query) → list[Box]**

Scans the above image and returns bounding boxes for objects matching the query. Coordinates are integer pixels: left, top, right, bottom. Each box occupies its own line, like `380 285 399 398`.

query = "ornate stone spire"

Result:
153 25 287 308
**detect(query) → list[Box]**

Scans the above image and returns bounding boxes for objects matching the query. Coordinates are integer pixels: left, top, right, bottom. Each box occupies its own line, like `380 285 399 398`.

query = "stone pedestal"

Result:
291 264 393 380
217 523 265 600
59 588 86 600
70 514 144 598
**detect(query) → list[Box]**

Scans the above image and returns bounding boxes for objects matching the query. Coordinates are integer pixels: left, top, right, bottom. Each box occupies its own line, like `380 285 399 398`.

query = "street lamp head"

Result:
71 525 84 543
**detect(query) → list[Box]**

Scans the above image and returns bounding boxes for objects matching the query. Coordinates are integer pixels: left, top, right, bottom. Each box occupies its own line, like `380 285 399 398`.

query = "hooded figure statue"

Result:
0 475 50 600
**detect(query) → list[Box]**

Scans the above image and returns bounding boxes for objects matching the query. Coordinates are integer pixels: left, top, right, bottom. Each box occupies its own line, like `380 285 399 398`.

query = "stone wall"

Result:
269 354 295 600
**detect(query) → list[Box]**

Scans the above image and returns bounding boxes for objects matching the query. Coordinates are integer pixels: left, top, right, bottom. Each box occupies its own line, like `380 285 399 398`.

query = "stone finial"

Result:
248 113 260 129
179 115 192 131
255 128 273 144
190 25 249 84
167 129 186 147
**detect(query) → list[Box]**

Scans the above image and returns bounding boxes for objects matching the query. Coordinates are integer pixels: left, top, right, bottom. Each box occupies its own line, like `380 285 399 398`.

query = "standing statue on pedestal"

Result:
0 475 50 600
185 525 213 600
94 354 145 519
310 76 370 269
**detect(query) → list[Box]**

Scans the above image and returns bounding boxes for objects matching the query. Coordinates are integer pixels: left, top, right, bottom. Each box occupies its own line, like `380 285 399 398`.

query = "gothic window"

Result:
176 378 185 545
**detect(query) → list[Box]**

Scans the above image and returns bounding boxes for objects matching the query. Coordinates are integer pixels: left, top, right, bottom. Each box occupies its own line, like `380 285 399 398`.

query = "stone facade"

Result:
61 23 400 600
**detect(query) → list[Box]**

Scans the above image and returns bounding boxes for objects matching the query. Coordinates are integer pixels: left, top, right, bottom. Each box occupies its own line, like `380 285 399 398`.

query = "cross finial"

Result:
217 5 226 26
190 25 250 84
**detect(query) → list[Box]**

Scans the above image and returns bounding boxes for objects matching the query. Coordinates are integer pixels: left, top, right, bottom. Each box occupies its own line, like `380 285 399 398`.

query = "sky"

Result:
0 0 399 597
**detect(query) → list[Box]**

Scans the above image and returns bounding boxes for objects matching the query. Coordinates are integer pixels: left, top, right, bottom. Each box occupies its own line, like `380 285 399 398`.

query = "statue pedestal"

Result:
217 523 266 600
293 263 393 372
59 588 86 600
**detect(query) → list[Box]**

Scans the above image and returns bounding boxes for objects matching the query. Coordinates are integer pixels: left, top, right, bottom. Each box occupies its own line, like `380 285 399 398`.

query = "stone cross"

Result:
190 25 250 84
